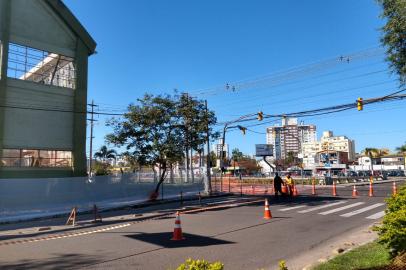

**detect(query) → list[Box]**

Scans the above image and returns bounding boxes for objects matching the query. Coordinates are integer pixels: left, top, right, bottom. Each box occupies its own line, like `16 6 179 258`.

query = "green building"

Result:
0 0 96 178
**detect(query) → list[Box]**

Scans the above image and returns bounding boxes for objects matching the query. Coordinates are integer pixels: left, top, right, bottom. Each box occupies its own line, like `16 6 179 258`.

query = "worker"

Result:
273 172 283 198
285 173 294 197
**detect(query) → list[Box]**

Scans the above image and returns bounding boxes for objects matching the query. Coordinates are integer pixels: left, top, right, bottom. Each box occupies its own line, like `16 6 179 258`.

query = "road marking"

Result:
341 203 385 217
279 205 306 212
298 201 347 213
365 211 385 220
319 202 365 215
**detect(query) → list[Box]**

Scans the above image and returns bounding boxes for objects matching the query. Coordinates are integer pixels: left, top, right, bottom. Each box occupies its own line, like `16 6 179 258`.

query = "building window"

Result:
0 149 72 168
7 43 76 89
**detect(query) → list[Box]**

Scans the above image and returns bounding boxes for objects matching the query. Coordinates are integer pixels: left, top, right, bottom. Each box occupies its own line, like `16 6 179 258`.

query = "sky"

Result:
63 0 405 156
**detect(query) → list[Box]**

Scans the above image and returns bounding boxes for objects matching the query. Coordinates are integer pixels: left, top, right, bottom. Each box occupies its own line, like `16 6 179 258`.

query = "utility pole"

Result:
205 100 212 194
87 100 97 178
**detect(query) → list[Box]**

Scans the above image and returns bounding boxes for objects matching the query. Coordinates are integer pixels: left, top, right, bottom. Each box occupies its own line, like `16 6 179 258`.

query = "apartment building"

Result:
266 118 316 160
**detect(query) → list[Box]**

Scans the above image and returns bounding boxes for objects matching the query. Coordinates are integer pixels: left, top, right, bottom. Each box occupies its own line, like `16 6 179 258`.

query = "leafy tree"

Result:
231 148 244 161
107 94 183 195
178 93 218 183
396 142 406 154
209 151 217 167
106 93 217 196
94 145 117 162
377 0 406 85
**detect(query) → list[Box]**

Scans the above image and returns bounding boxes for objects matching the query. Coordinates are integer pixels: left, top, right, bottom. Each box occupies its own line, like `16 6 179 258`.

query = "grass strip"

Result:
312 241 391 270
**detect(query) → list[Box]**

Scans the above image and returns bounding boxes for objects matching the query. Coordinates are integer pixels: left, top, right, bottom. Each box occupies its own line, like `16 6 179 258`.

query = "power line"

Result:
191 47 384 97
216 90 406 127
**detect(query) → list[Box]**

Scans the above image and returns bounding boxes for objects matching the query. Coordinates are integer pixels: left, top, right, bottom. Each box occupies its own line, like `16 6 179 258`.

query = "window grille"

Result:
7 43 76 89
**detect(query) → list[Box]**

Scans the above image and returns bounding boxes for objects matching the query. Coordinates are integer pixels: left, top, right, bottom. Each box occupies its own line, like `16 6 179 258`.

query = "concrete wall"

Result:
3 79 74 149
9 0 76 57
0 174 204 222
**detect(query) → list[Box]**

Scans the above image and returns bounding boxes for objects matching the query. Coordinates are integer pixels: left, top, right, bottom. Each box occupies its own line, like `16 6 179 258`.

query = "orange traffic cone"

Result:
332 182 337 196
171 211 185 241
282 185 287 194
293 185 298 196
311 180 317 195
352 185 358 197
263 198 272 219
392 181 397 196
369 182 374 197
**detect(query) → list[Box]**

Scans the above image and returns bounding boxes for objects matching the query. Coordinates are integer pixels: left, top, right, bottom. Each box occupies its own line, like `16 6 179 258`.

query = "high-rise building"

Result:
266 118 316 160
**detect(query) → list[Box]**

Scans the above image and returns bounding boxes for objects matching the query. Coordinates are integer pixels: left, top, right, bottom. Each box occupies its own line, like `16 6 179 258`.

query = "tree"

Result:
178 93 218 184
396 142 406 154
106 93 217 197
94 145 117 162
107 94 183 197
377 0 406 85
377 148 391 157
231 148 244 161
209 151 217 167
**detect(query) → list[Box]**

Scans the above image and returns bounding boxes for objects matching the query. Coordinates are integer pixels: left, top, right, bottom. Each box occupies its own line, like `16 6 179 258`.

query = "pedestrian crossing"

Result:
319 202 365 215
340 203 385 217
278 200 386 220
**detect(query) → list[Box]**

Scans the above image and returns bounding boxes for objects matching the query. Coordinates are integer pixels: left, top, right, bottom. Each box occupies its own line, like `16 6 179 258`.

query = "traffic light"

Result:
257 111 263 121
357 97 363 111
237 125 246 135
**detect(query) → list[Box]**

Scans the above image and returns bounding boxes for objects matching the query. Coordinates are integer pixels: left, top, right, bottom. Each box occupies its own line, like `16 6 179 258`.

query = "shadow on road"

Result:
125 232 234 248
0 253 102 270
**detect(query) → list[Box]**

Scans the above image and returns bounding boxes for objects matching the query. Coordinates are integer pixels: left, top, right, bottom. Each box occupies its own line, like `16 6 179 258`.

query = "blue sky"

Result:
64 0 405 156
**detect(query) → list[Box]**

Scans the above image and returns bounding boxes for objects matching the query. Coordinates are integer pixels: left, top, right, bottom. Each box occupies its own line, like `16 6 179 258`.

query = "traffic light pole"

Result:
220 124 228 192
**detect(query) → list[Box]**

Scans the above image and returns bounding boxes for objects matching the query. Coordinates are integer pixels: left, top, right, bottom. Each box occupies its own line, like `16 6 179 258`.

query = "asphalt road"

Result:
0 181 402 270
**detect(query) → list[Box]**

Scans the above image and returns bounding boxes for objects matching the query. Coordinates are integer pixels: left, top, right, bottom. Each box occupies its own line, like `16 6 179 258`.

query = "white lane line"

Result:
341 203 385 217
365 211 385 220
298 201 347 213
319 202 365 215
279 205 306 212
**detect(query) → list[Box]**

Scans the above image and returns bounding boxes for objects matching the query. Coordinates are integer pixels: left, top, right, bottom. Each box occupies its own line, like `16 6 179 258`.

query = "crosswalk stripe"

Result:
365 211 385 220
279 205 306 212
319 202 365 215
341 203 385 217
298 201 347 213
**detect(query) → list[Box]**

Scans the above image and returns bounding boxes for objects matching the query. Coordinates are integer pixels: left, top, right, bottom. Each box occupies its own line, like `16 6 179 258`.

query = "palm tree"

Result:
377 148 390 157
396 143 406 155
94 145 117 162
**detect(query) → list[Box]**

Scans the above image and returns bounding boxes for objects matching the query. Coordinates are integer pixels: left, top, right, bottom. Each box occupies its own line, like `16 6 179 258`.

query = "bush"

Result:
278 260 288 270
376 183 406 255
174 258 224 270
93 161 111 176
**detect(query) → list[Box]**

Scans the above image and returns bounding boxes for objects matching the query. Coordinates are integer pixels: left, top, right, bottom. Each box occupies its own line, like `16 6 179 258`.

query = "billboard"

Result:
255 144 273 156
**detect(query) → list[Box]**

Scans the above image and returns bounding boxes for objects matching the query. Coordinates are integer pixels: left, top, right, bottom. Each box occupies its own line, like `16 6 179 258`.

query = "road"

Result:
0 181 402 270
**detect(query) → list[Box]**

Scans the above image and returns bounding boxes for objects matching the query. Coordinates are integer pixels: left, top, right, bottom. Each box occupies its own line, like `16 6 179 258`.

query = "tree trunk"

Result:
154 165 167 193
185 147 190 182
